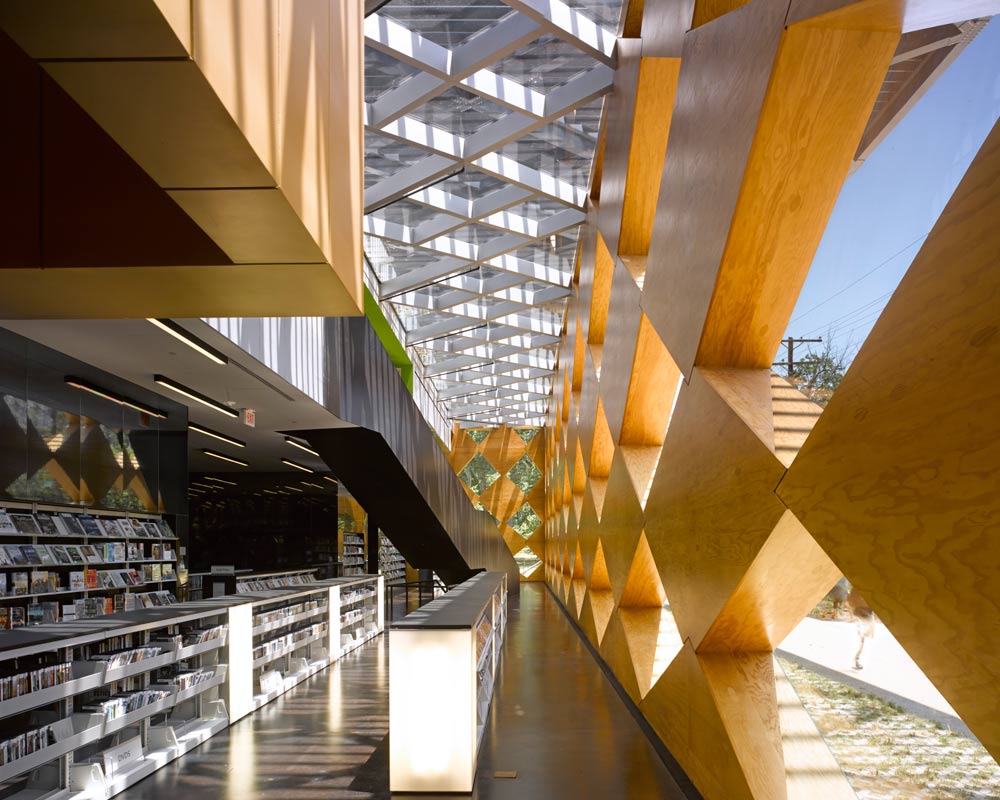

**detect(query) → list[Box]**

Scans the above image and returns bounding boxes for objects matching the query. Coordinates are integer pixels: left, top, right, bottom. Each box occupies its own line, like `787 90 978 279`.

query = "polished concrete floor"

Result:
117 584 691 799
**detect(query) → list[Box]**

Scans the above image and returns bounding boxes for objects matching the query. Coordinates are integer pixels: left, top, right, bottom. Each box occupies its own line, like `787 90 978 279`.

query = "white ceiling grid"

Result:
363 0 620 427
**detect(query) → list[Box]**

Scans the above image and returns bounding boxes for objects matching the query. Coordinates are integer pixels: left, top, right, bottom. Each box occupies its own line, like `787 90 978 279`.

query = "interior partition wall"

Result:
541 2 1000 799
0 327 188 535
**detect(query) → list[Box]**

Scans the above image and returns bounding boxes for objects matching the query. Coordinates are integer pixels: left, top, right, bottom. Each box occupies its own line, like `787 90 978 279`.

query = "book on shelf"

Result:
70 571 85 591
85 569 98 590
41 602 59 623
27 605 43 626
0 608 8 629
12 572 28 596
0 573 5 595
30 571 50 594
10 607 24 628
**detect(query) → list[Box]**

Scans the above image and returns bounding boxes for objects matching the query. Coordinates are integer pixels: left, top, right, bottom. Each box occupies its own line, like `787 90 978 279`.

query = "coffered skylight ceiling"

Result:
363 0 619 427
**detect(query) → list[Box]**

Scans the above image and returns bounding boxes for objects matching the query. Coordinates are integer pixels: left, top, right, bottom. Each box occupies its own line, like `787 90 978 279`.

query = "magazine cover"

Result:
35 514 59 537
99 571 115 589
59 515 85 536
69 571 86 591
96 519 119 537
41 603 59 623
80 546 102 564
36 546 55 566
11 514 41 536
51 546 73 566
78 517 102 537
64 546 85 564
10 607 25 628
156 520 173 539
12 573 28 595
0 513 16 535
19 546 41 565
0 547 11 567
0 608 9 628
6 545 27 566
142 522 161 539
110 571 127 588
27 605 43 626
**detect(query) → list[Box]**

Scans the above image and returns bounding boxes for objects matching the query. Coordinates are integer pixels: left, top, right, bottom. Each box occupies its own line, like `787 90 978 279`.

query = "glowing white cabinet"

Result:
389 572 507 793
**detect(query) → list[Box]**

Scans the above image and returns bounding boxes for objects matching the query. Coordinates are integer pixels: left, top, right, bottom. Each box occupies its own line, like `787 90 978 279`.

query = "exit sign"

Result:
242 408 255 428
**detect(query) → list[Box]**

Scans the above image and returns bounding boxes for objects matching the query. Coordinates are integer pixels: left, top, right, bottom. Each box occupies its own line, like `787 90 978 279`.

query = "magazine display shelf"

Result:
0 502 180 626
389 572 508 794
0 575 383 800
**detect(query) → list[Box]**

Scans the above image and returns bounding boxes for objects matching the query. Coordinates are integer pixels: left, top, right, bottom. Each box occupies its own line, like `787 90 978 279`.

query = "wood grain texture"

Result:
620 606 683 698
588 233 616 351
645 368 788 648
619 57 681 256
700 652 785 800
694 15 899 368
620 531 667 608
596 39 642 259
698 509 841 652
590 399 615 479
620 314 682 446
641 0 788 378
597 447 647 603
600 610 645 702
598 259 644 443
640 643 756 800
778 116 1000 759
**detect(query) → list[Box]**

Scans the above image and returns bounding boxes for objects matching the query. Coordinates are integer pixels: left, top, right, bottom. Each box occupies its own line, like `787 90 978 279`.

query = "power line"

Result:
789 232 928 325
801 290 894 339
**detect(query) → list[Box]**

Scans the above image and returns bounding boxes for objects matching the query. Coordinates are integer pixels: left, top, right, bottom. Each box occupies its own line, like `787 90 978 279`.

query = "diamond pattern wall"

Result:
450 423 545 580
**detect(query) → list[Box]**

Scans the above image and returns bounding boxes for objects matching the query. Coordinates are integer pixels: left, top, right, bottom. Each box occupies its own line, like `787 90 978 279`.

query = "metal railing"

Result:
384 579 450 622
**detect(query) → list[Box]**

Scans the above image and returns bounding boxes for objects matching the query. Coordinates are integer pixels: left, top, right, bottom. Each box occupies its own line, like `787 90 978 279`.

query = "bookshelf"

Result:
0 575 383 798
340 531 366 576
378 534 406 585
0 503 180 628
389 572 507 793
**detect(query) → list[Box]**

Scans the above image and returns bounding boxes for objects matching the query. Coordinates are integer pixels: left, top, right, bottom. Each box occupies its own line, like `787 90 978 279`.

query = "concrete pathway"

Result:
778 617 961 724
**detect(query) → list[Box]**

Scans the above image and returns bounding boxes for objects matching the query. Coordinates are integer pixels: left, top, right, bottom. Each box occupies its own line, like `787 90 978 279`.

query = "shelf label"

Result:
103 735 143 779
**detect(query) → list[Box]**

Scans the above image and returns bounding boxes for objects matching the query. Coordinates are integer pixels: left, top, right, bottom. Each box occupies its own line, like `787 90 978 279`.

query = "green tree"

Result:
788 338 854 405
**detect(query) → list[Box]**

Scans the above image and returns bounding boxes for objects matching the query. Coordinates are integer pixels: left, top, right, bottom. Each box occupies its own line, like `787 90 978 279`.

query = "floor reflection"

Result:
116 585 690 800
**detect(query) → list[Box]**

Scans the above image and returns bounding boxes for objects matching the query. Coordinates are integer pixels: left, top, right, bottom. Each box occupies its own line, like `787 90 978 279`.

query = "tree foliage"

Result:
787 338 854 405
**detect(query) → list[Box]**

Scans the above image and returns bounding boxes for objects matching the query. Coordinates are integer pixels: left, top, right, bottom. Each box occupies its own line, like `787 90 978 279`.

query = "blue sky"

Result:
783 18 1000 361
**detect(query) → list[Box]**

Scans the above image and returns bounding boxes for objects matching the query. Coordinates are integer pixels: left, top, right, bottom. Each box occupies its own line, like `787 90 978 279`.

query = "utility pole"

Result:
775 337 822 377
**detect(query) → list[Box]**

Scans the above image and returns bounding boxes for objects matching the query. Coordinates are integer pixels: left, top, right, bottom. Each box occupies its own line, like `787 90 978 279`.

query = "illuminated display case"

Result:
389 572 508 793
0 575 383 798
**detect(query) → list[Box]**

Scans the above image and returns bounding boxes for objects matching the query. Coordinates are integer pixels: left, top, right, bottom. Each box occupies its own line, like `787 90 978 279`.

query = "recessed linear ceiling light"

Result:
154 375 238 418
202 448 248 467
146 319 228 365
65 376 167 419
284 485 304 493
301 481 324 489
323 476 338 485
281 458 313 473
188 423 246 448
284 436 320 457
204 476 238 486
